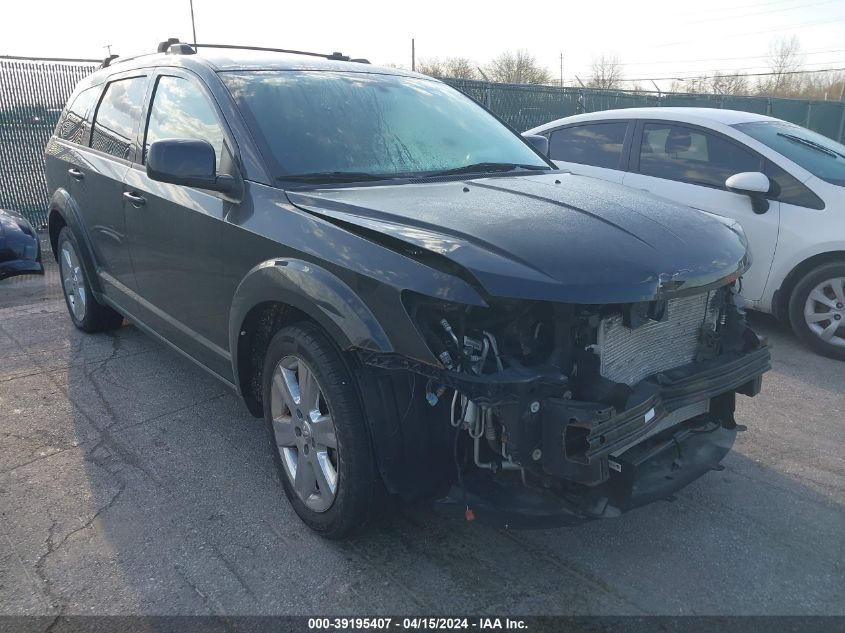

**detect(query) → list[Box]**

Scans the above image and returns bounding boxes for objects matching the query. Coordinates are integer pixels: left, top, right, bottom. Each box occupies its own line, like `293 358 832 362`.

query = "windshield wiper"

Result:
426 162 550 177
777 132 845 159
278 171 396 184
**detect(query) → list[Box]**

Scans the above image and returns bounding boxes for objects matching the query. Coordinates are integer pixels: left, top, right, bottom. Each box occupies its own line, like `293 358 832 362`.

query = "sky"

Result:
3 0 845 91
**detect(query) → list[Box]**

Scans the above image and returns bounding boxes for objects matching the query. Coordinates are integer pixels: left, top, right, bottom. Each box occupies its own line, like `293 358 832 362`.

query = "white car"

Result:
526 107 845 360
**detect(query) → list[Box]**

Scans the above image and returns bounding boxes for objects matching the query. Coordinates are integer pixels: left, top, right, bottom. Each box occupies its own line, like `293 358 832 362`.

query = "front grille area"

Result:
598 292 720 386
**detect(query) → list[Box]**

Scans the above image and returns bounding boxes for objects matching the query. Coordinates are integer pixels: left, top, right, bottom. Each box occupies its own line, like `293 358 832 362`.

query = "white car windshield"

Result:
734 120 845 187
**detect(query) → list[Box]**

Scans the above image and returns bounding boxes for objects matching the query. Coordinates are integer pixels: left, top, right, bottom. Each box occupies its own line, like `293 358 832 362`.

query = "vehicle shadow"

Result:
0 300 842 617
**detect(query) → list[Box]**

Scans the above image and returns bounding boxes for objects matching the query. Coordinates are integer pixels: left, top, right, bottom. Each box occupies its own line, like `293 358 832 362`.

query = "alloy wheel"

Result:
803 276 845 349
60 241 87 321
270 355 339 512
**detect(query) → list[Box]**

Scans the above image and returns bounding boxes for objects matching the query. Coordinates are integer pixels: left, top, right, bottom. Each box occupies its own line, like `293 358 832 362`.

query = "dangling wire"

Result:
452 396 475 521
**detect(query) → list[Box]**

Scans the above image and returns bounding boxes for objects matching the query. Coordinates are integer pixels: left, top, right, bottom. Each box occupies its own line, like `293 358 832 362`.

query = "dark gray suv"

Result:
45 40 770 538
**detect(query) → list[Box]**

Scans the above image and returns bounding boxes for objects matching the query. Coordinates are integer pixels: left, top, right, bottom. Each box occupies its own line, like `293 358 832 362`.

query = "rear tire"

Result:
262 322 378 539
57 227 124 333
788 261 845 361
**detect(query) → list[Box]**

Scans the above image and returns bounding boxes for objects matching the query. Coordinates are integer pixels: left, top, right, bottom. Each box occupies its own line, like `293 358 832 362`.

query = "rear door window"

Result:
143 75 225 165
548 122 628 169
637 122 760 188
90 76 147 161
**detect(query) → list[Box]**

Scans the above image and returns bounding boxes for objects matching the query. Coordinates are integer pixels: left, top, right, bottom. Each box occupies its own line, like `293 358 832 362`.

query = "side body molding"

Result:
229 258 394 392
48 188 104 295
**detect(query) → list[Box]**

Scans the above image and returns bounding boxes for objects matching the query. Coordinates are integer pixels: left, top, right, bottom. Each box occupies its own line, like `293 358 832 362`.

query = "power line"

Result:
672 0 825 18
620 59 845 78
651 15 845 48
619 66 845 82
679 0 838 25
618 48 845 66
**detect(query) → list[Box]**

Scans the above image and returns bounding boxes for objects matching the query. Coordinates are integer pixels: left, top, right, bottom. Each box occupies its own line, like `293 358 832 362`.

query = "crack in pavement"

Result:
0 445 86 476
0 509 53 612
31 483 127 609
172 563 242 630
0 317 218 611
0 350 153 385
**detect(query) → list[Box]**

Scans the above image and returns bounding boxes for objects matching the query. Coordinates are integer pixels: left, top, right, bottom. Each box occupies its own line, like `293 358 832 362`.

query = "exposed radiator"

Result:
598 292 720 386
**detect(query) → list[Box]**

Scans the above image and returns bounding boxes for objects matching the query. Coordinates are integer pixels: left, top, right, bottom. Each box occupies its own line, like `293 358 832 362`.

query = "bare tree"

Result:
416 58 445 77
587 54 624 90
443 57 479 80
416 57 479 80
758 36 804 96
800 70 845 100
711 72 751 96
486 50 552 85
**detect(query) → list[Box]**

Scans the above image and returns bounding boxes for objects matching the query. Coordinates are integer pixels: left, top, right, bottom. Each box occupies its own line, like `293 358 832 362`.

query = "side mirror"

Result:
522 134 549 156
726 171 771 215
147 139 236 194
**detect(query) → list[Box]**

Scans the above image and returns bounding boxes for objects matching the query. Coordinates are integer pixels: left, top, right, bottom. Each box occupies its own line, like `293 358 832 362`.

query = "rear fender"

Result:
48 188 104 295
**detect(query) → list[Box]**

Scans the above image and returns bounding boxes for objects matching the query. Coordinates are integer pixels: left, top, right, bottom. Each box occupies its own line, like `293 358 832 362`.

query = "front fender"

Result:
229 258 394 391
48 189 104 295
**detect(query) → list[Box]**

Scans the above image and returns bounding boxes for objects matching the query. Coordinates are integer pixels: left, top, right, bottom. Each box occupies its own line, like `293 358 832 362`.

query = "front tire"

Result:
262 322 378 539
57 227 124 333
788 261 845 361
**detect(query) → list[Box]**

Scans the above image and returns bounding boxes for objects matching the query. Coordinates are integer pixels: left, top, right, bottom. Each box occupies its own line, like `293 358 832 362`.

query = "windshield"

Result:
733 120 845 187
220 70 550 182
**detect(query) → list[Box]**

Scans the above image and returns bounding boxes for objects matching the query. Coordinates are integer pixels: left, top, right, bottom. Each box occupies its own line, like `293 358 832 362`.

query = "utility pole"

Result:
189 0 197 45
411 38 415 71
559 52 563 87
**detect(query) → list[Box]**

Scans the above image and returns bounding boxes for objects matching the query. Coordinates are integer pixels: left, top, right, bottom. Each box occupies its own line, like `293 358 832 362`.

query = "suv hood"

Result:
286 172 749 304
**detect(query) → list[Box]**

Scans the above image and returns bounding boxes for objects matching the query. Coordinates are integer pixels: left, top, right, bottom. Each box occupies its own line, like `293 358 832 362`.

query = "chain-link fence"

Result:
3 57 845 227
1 57 99 227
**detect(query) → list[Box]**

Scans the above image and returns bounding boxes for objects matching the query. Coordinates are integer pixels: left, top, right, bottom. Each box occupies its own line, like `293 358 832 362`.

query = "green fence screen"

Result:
442 78 845 142
2 57 845 227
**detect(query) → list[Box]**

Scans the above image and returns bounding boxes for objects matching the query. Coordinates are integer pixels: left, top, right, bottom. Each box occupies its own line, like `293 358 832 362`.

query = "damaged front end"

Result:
360 282 770 528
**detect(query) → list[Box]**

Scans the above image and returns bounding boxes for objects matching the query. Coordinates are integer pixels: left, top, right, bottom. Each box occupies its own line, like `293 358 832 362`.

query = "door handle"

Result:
67 168 84 181
123 191 146 207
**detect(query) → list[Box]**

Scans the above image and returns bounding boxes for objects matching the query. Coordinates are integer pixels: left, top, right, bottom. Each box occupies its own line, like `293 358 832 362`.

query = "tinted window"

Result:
221 71 549 179
58 86 99 144
638 123 760 188
549 123 628 169
734 120 845 187
764 161 825 210
91 77 147 160
144 76 225 165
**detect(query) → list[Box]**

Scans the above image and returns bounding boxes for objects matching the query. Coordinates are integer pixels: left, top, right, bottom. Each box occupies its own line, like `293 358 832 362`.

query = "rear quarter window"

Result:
57 86 100 144
548 122 628 169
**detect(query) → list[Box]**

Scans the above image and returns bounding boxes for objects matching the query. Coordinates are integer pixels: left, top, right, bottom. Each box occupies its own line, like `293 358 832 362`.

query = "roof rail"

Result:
157 38 182 53
100 54 120 68
190 43 369 63
157 38 196 55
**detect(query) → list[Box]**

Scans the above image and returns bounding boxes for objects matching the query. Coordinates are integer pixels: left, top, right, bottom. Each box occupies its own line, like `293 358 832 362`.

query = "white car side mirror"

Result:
725 171 771 215
726 171 770 193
